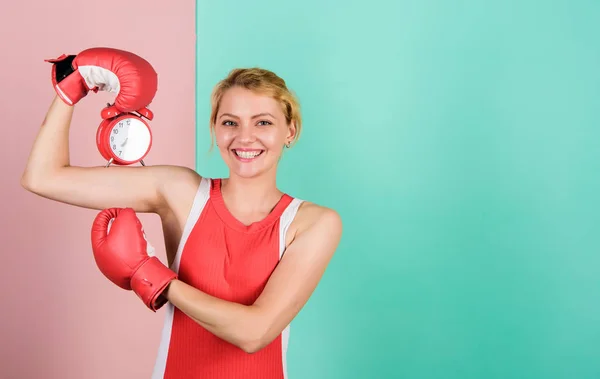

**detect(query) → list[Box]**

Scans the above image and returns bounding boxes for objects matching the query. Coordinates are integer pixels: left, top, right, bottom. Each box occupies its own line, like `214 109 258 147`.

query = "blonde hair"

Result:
209 68 302 148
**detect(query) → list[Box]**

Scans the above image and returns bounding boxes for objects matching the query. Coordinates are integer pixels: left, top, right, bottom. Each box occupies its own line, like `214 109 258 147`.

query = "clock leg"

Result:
105 158 114 168
140 160 146 166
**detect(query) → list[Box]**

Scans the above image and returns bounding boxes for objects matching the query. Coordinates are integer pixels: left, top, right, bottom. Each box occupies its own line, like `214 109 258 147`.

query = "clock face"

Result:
108 117 151 162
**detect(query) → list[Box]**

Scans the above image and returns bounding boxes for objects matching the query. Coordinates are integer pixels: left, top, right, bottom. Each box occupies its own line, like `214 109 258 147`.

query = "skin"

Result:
22 86 342 354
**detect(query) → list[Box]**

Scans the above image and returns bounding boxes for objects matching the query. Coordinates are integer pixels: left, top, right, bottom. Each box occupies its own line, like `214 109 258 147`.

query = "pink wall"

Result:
1 2 196 378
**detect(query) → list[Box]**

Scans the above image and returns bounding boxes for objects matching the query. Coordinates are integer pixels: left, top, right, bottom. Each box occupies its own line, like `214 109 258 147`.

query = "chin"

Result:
226 151 278 179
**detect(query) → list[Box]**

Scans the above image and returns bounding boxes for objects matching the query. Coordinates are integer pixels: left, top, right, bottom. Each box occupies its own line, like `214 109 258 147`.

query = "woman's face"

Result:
214 86 295 179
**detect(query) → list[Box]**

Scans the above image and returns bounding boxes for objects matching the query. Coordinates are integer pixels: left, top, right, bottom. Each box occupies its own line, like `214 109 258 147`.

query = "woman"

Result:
22 67 342 378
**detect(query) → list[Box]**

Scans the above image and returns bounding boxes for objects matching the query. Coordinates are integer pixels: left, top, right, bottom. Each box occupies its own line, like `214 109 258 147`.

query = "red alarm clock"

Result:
96 104 154 167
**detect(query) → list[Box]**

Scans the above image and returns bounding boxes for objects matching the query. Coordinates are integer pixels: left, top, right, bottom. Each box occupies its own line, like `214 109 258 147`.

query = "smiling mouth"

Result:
232 149 264 160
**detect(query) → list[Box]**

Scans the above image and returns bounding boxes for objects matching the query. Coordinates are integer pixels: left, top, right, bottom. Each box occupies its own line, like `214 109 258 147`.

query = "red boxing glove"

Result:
91 208 176 311
45 47 158 114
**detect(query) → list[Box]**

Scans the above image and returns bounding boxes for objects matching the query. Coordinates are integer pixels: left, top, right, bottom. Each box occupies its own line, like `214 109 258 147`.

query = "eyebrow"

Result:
219 112 276 119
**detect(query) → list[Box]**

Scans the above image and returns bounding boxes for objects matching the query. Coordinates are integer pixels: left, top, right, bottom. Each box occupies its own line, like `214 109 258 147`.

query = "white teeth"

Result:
235 150 262 159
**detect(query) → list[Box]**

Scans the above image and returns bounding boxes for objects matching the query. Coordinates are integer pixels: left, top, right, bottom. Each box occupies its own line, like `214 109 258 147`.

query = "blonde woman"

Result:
23 65 342 379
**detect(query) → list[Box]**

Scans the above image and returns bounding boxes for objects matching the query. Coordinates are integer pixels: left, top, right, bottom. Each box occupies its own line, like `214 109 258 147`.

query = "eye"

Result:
257 120 273 126
222 120 237 126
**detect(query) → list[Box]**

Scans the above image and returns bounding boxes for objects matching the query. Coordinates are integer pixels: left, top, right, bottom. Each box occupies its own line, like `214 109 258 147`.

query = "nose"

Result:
238 123 256 144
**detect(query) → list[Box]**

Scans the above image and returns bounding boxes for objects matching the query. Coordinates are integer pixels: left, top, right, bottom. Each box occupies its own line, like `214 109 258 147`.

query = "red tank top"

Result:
151 177 304 379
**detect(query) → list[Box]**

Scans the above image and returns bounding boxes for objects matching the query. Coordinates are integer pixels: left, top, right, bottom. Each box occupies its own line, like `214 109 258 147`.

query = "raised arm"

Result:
22 47 200 214
21 96 198 214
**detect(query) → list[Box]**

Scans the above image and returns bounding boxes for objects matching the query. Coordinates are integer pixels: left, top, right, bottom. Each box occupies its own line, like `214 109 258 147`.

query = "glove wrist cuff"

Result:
131 257 177 312
54 71 89 105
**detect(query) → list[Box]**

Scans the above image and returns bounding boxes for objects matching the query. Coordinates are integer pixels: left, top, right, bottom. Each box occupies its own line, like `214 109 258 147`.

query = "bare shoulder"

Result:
297 201 342 229
152 165 202 216
154 164 202 191
287 200 343 249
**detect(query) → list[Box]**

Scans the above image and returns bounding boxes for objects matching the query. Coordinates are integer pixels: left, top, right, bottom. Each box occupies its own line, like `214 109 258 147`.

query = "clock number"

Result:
112 144 116 150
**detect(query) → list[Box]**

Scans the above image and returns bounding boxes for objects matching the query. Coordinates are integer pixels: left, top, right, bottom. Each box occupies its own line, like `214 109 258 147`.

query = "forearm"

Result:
22 96 73 187
164 279 266 353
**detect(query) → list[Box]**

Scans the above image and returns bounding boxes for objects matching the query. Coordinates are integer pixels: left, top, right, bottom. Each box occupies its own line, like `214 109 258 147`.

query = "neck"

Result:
221 169 282 213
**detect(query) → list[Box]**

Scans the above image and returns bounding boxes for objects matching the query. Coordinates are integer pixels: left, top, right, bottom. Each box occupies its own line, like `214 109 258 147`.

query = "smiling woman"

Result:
209 68 302 173
214 87 296 177
148 68 342 378
22 60 342 379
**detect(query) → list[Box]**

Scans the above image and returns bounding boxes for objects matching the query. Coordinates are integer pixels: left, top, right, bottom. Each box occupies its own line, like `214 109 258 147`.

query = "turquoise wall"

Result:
195 1 600 378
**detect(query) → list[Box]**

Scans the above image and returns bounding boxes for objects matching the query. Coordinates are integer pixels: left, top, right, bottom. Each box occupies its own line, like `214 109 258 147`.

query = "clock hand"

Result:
121 137 128 147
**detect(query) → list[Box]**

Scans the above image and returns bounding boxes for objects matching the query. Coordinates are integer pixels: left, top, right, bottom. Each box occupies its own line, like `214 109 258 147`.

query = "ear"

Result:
286 121 297 143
